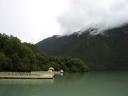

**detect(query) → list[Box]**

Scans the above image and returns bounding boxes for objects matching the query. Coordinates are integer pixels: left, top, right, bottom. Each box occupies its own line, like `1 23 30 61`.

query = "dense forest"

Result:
0 33 89 72
37 24 128 70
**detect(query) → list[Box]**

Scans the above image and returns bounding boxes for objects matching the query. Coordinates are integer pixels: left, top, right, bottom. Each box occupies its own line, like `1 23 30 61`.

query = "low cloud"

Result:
58 0 128 35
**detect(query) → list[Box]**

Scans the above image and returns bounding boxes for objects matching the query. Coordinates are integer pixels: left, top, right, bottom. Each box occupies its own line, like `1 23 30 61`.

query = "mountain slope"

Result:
36 24 128 70
0 33 89 72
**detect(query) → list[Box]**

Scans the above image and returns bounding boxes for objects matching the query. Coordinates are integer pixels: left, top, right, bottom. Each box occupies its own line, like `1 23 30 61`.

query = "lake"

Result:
0 71 128 96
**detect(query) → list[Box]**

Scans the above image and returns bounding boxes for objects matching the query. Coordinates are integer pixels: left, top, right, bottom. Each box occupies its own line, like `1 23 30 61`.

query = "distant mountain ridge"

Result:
36 24 128 70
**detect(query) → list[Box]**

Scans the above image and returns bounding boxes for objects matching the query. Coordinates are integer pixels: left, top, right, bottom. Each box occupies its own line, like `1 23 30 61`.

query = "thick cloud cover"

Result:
0 0 70 43
1 0 128 43
58 0 128 35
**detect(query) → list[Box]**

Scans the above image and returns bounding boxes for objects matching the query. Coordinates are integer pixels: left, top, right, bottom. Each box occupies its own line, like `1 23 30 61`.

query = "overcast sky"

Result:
0 0 70 43
0 0 128 43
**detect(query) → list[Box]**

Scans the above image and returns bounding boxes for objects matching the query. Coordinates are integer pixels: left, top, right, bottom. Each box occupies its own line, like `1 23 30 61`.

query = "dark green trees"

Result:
48 57 89 72
0 33 47 72
36 24 128 70
0 33 89 72
66 58 89 72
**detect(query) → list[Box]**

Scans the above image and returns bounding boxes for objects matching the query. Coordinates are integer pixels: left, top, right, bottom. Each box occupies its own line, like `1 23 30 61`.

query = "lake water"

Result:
0 71 128 96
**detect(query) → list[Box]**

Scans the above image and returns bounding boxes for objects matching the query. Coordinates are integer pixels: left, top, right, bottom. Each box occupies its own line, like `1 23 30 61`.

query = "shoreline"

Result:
0 71 55 79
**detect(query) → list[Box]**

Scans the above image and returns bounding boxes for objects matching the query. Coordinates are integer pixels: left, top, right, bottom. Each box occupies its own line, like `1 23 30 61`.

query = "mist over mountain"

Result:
58 0 128 35
36 24 128 70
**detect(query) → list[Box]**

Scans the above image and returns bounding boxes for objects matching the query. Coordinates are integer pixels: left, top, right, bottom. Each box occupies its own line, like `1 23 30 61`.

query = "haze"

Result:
0 0 70 43
0 0 128 43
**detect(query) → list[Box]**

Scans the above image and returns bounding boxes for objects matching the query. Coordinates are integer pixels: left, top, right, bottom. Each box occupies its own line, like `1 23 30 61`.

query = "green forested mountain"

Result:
0 33 88 72
36 24 128 70
0 33 48 71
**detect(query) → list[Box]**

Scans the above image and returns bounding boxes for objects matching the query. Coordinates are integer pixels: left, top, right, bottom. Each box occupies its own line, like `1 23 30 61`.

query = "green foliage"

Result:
0 33 47 72
0 33 89 72
66 58 89 72
48 57 89 72
36 24 128 70
0 52 11 71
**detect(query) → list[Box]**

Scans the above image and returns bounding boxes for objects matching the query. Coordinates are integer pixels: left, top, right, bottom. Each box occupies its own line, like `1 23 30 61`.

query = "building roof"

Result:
49 67 54 70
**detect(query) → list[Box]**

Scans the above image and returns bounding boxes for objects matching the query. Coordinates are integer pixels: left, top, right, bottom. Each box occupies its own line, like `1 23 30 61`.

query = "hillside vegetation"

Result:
36 24 128 70
0 33 89 72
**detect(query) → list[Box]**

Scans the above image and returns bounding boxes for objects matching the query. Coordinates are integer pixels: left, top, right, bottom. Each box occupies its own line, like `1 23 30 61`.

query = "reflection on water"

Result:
0 79 54 85
0 72 128 96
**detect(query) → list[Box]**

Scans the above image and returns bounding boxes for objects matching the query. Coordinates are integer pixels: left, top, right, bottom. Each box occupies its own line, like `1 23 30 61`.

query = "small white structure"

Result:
60 69 64 73
48 67 54 72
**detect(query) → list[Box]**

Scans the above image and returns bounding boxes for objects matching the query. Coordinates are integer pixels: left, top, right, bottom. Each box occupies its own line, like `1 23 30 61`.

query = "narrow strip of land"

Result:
0 72 54 79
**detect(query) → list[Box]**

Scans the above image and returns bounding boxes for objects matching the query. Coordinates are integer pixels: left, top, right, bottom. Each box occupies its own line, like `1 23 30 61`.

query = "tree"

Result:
66 58 89 72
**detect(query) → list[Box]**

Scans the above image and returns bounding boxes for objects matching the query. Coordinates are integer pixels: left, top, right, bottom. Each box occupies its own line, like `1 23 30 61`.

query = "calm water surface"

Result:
0 71 128 96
